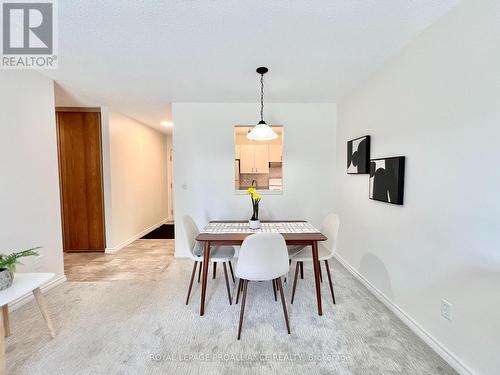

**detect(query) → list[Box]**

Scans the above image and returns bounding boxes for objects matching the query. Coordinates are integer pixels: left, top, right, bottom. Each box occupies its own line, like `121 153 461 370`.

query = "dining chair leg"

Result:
228 261 236 283
197 261 203 283
213 262 217 279
236 279 242 304
276 278 291 334
300 262 304 279
185 261 198 305
325 260 336 304
311 241 323 316
237 280 249 340
272 279 277 301
291 262 300 304
284 259 291 283
222 262 233 305
222 263 232 305
319 262 323 283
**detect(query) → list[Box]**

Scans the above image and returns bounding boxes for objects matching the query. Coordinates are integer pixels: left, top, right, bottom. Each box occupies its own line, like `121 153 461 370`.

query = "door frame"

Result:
167 144 174 222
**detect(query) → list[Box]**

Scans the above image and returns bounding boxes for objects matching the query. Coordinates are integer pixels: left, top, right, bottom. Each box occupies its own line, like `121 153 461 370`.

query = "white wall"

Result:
104 110 169 250
0 71 64 279
335 1 500 374
172 103 336 256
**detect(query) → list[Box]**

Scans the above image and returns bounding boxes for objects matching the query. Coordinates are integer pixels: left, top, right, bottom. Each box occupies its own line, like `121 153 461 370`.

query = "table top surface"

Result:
196 220 327 242
0 273 54 305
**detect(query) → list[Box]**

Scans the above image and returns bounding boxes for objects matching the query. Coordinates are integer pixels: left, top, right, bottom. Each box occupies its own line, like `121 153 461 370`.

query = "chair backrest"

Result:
235 233 289 281
320 213 340 256
182 215 200 259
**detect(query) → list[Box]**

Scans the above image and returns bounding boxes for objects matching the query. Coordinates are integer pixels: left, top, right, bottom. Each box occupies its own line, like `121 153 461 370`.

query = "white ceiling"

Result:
48 0 459 132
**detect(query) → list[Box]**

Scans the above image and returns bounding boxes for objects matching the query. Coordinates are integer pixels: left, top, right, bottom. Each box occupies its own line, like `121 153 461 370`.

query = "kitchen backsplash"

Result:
238 166 282 189
239 174 269 188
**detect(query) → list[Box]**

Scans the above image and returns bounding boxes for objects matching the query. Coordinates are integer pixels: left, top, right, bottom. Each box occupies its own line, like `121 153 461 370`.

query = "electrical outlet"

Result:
441 300 452 321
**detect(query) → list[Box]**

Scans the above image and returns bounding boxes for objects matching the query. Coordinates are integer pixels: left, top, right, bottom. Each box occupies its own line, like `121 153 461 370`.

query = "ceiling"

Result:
48 0 459 133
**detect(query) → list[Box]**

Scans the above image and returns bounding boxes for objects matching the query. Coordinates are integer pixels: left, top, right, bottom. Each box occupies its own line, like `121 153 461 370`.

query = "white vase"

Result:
249 219 261 230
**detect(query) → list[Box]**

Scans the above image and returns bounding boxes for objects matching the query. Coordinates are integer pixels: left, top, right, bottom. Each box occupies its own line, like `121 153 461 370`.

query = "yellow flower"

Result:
247 187 256 195
252 193 261 201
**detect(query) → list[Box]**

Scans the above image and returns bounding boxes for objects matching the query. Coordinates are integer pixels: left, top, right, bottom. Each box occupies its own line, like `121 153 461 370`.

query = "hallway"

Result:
64 240 174 282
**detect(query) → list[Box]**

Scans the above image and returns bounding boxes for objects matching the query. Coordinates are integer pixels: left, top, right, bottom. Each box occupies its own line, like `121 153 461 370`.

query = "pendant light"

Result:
247 67 278 141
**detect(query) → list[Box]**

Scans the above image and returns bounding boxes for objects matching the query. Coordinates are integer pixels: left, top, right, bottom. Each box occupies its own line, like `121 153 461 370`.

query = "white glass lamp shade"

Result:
246 121 278 141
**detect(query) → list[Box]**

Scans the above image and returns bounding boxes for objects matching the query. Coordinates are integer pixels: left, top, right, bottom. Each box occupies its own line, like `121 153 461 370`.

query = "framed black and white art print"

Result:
369 156 405 205
347 136 370 174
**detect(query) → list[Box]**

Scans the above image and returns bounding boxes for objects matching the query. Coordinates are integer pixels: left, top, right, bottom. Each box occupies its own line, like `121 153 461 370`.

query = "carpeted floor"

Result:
7 258 456 374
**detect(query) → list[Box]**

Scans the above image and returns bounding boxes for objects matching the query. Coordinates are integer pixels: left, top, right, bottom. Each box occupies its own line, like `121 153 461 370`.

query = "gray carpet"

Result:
7 258 456 374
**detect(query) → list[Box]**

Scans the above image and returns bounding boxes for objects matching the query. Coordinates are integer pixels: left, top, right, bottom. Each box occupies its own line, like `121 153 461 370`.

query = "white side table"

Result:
0 273 56 374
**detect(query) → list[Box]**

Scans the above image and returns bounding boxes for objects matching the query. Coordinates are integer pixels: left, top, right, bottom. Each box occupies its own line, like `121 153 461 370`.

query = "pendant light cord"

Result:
260 73 264 122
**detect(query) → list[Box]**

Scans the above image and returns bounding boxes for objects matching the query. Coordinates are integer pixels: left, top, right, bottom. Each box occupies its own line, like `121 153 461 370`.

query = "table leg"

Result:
311 241 323 316
200 241 211 316
0 305 4 375
1 306 9 337
33 288 56 338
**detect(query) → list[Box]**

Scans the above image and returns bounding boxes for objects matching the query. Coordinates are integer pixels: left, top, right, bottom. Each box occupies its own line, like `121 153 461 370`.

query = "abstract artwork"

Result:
369 156 405 205
347 136 370 174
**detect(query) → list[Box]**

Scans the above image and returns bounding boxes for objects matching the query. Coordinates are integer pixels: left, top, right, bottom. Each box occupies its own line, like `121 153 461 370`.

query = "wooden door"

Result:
239 145 255 173
253 145 269 174
56 111 106 252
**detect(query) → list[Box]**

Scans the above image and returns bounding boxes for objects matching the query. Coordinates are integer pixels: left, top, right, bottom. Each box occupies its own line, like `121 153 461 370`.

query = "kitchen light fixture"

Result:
247 67 278 141
160 121 173 127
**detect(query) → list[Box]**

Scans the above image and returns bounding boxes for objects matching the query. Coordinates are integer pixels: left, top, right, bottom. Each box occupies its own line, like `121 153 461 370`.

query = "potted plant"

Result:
247 188 262 229
0 247 41 291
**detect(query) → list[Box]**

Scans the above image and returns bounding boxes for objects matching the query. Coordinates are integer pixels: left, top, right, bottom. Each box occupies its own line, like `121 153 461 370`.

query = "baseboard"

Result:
105 219 168 254
8 275 67 312
333 253 475 375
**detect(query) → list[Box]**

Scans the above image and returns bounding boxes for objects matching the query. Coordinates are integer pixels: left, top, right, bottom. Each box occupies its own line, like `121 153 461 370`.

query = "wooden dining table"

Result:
195 220 327 316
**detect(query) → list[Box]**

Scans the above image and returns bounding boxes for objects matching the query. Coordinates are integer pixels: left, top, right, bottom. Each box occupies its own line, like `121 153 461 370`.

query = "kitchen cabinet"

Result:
239 144 269 174
235 144 241 159
239 145 254 173
253 145 270 174
268 145 282 162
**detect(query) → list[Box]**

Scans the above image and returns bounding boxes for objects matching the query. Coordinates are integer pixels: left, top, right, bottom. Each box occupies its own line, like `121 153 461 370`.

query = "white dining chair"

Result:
183 215 235 305
235 233 291 340
290 213 340 305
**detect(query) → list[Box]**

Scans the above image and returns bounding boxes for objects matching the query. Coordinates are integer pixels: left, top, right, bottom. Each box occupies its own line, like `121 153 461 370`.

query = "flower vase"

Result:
249 219 261 230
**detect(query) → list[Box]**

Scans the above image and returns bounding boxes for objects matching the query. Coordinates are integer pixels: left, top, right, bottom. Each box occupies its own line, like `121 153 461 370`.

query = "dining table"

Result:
195 220 328 316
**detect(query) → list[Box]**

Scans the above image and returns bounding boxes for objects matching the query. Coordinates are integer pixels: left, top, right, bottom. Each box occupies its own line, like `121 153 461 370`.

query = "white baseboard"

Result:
8 275 67 312
105 219 168 254
333 253 474 375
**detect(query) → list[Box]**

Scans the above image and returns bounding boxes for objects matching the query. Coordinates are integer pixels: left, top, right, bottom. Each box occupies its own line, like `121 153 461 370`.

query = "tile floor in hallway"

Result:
63 239 175 282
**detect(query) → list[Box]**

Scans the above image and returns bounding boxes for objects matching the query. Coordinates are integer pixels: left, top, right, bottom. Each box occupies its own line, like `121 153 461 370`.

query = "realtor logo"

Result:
1 0 58 69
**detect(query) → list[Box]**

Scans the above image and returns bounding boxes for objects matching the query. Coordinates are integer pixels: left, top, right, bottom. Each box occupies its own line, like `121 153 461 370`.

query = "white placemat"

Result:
201 221 320 234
